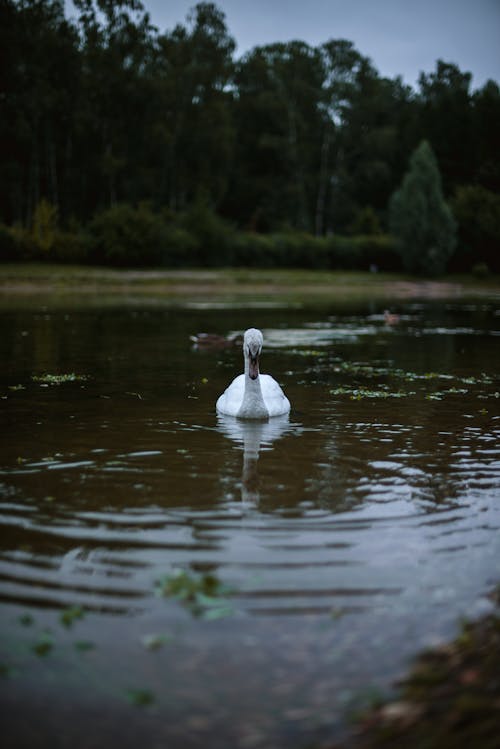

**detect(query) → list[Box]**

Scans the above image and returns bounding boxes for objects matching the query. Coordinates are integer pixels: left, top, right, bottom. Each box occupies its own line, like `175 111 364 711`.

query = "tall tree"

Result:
1 0 497 267
73 0 155 215
315 40 367 235
151 2 235 210
0 0 80 225
389 140 457 275
417 60 475 192
472 80 500 192
229 40 323 231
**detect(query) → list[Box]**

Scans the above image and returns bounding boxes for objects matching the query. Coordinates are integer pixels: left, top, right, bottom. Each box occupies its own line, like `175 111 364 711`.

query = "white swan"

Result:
216 328 291 419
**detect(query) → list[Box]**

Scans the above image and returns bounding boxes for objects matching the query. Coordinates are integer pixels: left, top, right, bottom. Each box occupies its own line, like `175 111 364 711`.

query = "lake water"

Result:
1 293 500 748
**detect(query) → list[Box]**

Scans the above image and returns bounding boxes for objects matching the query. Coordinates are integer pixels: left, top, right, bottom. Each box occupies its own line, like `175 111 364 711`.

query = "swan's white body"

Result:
216 328 290 419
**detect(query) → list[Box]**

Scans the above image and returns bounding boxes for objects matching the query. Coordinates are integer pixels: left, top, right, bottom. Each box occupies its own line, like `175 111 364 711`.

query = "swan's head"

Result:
243 328 263 380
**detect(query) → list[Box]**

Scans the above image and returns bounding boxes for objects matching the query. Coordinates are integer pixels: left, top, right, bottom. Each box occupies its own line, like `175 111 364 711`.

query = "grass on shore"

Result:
1 264 499 304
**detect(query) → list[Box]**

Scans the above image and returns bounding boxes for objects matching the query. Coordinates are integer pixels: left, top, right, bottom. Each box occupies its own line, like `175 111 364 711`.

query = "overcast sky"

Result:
138 0 500 90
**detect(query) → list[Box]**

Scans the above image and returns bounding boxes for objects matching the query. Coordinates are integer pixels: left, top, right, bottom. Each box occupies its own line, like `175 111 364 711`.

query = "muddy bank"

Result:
345 589 500 749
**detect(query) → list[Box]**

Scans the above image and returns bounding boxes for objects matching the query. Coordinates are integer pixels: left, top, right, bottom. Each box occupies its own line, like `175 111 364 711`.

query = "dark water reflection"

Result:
1 298 500 748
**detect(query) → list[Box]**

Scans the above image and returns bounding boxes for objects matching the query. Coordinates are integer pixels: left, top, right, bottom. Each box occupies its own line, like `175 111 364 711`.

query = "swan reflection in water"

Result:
216 414 294 504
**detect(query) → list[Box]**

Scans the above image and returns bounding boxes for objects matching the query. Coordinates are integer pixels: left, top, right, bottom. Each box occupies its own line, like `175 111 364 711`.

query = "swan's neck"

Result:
237 359 268 419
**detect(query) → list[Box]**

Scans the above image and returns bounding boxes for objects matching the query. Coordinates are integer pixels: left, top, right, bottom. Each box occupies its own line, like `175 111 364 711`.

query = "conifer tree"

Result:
389 140 457 274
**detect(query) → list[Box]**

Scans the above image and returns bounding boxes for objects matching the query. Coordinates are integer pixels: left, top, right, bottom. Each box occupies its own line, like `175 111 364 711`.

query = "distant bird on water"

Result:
216 328 290 419
384 310 400 326
190 332 243 349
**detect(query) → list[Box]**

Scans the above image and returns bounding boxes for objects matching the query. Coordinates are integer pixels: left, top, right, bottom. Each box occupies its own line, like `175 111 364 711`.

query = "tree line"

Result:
1 0 499 272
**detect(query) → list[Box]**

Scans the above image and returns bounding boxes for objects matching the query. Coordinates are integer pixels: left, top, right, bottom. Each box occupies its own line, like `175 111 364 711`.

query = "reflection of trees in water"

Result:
304 432 363 514
215 376 497 516
317 398 495 515
306 306 499 514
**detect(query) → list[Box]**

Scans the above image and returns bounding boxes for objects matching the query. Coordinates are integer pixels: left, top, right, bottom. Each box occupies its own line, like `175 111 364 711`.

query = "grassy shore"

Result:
348 593 500 749
1 264 499 305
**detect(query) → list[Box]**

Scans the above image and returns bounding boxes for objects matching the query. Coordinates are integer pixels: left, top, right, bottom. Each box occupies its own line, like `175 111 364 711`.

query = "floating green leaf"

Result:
60 605 85 628
201 604 235 621
140 633 172 650
74 640 95 652
126 688 155 706
330 608 345 621
156 569 234 619
32 632 54 656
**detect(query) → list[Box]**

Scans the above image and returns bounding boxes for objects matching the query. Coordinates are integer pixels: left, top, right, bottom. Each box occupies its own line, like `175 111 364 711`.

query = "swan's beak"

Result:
249 354 259 380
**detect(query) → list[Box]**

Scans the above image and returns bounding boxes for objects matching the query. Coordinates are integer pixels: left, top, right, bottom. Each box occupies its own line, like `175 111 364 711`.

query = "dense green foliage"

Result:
452 185 500 272
1 0 499 271
390 141 457 275
0 199 400 269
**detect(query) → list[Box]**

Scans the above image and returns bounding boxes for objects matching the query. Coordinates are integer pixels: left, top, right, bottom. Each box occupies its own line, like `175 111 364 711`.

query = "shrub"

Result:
88 203 169 266
3 203 89 264
161 226 199 267
357 234 402 271
0 200 403 272
267 232 305 267
50 231 90 264
323 234 400 271
181 198 235 266
325 234 362 269
7 225 38 260
347 206 383 236
0 224 19 261
229 231 328 269
472 262 490 278
389 141 457 275
32 199 58 253
452 185 500 272
230 232 275 267
224 231 399 271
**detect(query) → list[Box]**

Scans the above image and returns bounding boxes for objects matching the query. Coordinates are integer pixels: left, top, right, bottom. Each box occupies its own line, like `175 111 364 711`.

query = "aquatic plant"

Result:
330 386 411 400
140 633 173 650
60 605 85 628
0 663 14 678
74 640 95 652
32 373 88 385
155 569 234 620
335 361 452 383
32 631 54 656
18 614 34 626
126 688 155 707
330 361 498 403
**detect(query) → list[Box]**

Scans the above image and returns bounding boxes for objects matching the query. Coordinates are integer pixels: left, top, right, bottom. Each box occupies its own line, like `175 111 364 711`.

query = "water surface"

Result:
1 297 500 748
